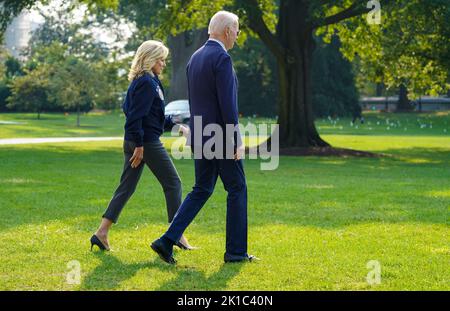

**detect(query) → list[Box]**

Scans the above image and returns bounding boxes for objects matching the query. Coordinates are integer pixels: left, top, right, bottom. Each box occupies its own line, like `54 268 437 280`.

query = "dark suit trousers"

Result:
102 140 182 223
163 158 248 257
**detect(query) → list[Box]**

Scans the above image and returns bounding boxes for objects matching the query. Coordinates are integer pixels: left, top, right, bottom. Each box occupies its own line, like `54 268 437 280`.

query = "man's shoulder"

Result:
209 45 229 60
193 42 229 60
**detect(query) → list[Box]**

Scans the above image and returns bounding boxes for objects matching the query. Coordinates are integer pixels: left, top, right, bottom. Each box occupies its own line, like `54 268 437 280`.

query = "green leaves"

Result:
6 64 53 118
0 0 118 34
321 0 449 98
156 0 233 37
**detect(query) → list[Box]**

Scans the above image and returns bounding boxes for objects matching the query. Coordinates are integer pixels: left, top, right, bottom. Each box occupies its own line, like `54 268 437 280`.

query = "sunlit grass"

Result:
0 111 449 290
0 127 449 290
0 111 126 139
1 111 449 139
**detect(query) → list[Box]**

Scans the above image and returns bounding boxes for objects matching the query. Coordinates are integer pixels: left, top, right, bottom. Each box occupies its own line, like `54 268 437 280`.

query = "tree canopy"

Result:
2 0 449 148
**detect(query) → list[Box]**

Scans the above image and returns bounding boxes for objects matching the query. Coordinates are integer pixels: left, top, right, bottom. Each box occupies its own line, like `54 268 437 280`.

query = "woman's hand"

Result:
179 124 190 137
129 146 144 168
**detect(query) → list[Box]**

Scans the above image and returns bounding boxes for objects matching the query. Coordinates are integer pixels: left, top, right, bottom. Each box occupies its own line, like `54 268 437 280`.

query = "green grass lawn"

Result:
1 110 448 139
0 111 126 138
0 112 448 290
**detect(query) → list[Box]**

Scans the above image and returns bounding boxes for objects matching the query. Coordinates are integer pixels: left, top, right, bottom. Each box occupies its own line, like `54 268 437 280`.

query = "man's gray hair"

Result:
208 11 239 35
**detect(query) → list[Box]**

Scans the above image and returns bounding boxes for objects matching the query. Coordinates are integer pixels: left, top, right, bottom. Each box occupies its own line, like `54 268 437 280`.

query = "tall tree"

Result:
231 36 278 117
49 56 98 126
0 0 117 33
326 0 450 111
312 35 359 118
27 5 110 61
167 29 209 101
160 0 449 148
7 64 53 119
4 0 449 148
115 0 209 101
155 0 370 147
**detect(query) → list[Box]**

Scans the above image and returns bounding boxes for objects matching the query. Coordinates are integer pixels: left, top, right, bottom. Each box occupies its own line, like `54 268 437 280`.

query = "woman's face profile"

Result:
152 58 166 75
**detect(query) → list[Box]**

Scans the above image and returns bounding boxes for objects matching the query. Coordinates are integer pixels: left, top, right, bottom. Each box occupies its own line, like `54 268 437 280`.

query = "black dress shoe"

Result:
224 253 259 263
151 238 176 264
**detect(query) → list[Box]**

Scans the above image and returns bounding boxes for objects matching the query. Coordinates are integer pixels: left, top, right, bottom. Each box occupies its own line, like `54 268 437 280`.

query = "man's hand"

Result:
234 144 245 161
179 124 190 138
129 146 144 168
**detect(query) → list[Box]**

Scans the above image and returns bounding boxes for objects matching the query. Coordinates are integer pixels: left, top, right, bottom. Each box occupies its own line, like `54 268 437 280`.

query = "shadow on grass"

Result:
80 252 159 290
319 130 450 137
155 263 243 291
80 251 243 291
0 145 449 233
308 146 450 166
378 147 450 163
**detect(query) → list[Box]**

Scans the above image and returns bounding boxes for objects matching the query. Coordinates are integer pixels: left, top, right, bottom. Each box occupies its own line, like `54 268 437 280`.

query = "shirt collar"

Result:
152 74 164 93
208 38 227 52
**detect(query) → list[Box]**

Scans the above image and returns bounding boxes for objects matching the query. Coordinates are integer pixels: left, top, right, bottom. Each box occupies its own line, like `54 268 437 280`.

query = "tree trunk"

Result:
376 82 384 96
396 83 412 111
167 28 208 102
276 0 329 147
76 104 80 127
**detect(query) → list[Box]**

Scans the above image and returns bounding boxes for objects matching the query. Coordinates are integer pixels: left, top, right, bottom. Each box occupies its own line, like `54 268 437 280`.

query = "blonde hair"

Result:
208 11 239 35
128 40 169 81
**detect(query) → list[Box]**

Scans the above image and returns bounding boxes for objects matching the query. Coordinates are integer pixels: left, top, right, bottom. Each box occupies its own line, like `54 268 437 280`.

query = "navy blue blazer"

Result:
186 40 242 153
122 73 175 147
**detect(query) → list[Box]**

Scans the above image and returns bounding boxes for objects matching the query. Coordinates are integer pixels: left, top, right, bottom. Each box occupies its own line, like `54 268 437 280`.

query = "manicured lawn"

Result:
0 111 126 138
1 110 448 139
0 112 448 290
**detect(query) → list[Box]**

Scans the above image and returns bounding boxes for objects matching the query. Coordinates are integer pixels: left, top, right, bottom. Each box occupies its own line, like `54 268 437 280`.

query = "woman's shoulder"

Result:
132 73 158 93
133 73 152 85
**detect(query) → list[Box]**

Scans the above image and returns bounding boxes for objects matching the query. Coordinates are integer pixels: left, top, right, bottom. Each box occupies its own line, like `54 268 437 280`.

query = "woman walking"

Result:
90 40 195 251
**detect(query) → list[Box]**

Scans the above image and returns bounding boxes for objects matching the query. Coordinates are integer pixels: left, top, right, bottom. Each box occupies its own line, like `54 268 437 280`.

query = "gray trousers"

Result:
102 140 182 223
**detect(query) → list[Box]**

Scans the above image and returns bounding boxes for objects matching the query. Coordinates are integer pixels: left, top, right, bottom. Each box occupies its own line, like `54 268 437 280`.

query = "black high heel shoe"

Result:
90 234 109 251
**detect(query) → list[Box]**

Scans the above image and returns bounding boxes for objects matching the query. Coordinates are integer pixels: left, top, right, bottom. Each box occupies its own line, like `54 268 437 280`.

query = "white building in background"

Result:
3 10 40 59
360 96 450 112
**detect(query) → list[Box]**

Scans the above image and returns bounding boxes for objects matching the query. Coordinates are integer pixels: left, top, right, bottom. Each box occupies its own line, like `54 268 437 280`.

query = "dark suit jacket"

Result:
123 73 175 146
186 40 242 156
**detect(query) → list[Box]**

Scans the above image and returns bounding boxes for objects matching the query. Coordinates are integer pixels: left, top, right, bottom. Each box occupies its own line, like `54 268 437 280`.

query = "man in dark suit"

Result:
151 11 258 264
